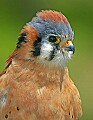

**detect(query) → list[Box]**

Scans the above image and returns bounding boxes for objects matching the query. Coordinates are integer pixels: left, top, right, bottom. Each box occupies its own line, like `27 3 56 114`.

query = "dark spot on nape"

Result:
32 37 42 56
17 32 27 48
69 112 70 115
17 107 20 111
72 115 73 118
5 114 8 119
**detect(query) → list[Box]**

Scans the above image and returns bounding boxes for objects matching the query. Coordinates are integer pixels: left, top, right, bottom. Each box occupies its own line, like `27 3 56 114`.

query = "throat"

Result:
8 59 67 89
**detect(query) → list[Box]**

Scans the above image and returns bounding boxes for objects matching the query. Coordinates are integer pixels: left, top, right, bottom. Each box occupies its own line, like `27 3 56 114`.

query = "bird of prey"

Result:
0 10 82 120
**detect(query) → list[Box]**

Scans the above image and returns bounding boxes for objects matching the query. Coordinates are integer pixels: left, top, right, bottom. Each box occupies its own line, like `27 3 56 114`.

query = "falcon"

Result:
0 10 82 120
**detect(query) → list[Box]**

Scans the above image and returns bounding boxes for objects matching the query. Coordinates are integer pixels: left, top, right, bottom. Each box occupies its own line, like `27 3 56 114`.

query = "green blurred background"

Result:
0 0 93 119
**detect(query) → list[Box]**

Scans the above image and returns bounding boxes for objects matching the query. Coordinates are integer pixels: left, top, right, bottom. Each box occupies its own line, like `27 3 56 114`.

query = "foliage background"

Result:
0 0 93 119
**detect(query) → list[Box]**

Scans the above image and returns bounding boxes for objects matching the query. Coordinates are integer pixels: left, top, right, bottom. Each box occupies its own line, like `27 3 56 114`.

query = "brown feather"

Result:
0 58 82 120
0 11 82 120
37 10 68 25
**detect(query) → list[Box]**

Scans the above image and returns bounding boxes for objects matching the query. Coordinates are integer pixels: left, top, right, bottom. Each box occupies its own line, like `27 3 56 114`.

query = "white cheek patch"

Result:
38 42 73 68
51 52 67 67
68 51 73 59
40 43 53 60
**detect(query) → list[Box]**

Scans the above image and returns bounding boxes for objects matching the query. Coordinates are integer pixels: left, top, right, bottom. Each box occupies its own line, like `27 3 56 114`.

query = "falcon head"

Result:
15 10 74 68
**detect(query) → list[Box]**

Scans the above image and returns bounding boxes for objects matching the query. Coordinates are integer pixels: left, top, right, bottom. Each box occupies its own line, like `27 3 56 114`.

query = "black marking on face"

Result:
16 32 27 48
32 37 42 56
48 47 56 61
48 43 60 61
55 44 60 50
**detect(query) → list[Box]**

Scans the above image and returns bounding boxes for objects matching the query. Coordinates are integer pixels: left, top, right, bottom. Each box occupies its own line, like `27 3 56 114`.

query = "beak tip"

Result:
65 45 75 54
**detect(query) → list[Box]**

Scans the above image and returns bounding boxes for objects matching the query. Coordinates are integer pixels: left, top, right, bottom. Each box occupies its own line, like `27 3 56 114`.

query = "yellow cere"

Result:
62 40 72 48
65 40 71 46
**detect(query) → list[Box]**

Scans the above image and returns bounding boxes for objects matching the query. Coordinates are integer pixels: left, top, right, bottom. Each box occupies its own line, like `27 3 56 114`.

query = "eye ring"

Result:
48 36 57 43
48 36 61 44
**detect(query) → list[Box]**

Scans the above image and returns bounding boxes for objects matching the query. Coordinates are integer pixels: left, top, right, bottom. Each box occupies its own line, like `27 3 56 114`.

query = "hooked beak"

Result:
62 40 75 54
65 44 75 54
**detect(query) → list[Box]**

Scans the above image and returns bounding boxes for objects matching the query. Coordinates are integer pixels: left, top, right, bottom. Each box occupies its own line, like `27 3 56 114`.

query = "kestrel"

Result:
0 10 82 120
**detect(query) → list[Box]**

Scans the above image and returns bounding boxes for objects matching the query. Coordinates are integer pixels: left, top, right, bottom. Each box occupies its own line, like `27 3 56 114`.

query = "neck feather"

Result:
0 58 70 91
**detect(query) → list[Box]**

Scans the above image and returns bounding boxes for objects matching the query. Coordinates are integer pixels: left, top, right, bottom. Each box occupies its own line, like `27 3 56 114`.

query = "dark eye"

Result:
48 36 57 43
48 36 61 44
